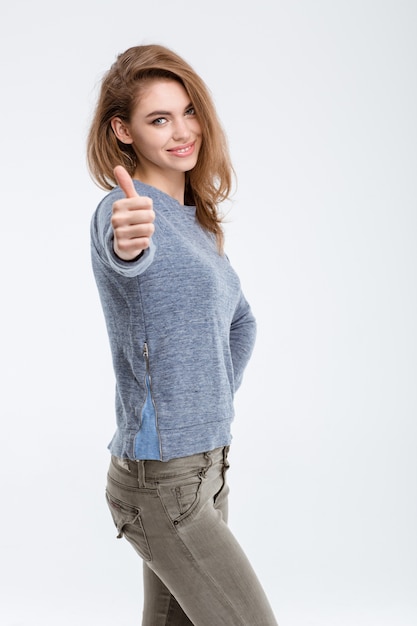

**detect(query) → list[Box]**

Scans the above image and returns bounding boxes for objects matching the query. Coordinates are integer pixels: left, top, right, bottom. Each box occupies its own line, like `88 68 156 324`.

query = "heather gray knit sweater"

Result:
91 180 256 461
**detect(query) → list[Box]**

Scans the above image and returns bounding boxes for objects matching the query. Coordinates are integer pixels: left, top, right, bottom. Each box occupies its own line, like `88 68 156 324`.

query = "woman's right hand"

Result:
111 165 155 261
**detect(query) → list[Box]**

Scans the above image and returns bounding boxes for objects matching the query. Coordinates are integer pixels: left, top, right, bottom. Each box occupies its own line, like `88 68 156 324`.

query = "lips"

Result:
168 142 195 157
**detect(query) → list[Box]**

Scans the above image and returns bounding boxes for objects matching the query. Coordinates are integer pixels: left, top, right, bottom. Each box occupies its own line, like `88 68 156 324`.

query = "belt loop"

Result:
116 457 131 472
137 460 146 488
201 451 213 477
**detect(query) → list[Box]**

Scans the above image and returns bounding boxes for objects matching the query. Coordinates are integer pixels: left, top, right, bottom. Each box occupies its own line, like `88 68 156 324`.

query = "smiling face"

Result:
111 79 202 198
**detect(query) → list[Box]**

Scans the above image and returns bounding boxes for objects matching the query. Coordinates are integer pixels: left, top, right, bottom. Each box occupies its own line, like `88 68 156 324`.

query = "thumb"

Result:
114 165 139 198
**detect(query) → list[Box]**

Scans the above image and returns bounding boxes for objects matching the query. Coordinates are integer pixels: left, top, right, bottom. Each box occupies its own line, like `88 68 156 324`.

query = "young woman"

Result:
87 44 277 626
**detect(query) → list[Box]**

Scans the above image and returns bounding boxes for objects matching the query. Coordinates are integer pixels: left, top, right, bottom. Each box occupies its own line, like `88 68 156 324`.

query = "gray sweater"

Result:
91 181 256 461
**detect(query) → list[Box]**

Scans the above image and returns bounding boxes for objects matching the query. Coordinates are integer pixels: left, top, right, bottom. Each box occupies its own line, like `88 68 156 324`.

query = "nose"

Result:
172 117 191 142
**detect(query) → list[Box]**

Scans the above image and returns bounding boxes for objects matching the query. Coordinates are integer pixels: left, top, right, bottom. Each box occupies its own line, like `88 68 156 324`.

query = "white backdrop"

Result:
1 1 416 625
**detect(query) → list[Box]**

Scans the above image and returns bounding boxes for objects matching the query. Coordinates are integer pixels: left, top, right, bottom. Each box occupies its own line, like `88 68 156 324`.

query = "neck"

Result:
134 168 186 205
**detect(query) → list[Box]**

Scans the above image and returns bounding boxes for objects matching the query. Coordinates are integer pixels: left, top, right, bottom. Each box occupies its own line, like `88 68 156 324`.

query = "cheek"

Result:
190 117 202 136
135 133 164 155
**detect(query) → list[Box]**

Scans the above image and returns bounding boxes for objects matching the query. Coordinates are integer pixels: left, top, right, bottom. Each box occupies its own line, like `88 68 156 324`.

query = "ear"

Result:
111 117 133 144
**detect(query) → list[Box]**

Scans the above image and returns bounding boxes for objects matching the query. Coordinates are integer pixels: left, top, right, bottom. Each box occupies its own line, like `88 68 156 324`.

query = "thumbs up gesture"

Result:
111 165 155 261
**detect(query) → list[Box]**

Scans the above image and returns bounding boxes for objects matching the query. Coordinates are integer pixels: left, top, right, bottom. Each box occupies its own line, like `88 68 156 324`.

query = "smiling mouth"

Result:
168 142 195 156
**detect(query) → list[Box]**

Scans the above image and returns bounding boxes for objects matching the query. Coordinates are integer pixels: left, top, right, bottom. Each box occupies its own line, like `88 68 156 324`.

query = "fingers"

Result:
114 165 138 199
111 212 155 260
111 166 155 261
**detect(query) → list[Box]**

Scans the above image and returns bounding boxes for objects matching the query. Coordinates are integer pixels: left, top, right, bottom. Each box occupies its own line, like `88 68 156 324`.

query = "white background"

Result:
1 1 416 624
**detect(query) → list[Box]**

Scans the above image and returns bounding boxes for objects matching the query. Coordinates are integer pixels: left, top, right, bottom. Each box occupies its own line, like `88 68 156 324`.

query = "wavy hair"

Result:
87 44 234 251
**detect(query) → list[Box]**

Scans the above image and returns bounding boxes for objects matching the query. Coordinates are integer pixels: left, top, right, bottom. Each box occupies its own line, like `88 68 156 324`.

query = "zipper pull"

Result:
143 342 149 359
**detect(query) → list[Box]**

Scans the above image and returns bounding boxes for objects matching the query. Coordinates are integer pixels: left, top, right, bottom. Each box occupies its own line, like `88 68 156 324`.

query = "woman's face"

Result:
113 79 202 187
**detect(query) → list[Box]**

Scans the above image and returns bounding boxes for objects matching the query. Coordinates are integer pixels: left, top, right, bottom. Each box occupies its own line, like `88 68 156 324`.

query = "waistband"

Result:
111 446 229 485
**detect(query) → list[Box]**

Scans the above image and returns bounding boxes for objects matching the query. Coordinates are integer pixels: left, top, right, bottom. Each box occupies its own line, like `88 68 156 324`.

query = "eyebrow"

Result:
145 103 193 119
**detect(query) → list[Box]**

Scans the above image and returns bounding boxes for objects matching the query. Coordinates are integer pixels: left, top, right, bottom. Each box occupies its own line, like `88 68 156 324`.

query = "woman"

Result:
87 44 277 625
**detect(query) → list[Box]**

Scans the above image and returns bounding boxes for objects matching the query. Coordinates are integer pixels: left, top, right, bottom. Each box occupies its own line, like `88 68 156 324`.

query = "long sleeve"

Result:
90 187 156 278
229 292 257 391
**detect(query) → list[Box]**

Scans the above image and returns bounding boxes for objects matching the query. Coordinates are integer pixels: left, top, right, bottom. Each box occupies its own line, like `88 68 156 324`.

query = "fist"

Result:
111 165 155 261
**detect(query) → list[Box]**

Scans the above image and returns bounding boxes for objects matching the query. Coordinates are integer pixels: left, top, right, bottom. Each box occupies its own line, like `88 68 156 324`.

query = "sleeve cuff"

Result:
104 227 156 277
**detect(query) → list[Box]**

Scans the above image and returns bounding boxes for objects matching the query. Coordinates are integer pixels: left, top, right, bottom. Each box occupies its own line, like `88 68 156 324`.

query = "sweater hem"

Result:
108 420 232 462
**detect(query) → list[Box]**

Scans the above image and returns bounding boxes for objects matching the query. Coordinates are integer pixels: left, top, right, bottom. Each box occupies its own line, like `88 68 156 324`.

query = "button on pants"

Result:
106 446 278 626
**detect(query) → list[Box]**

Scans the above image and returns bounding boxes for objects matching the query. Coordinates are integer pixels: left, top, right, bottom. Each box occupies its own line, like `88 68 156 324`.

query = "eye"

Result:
151 117 168 126
185 106 196 116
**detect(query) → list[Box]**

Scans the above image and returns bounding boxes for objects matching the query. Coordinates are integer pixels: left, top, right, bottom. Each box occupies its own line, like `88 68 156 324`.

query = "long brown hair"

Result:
87 44 234 252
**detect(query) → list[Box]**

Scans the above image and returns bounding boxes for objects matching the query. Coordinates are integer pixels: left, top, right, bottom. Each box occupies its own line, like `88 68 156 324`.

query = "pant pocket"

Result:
105 490 152 561
158 475 203 526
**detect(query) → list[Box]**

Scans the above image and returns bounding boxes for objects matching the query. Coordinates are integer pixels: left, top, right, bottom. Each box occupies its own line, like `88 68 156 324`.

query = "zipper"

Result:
142 341 149 365
142 342 163 459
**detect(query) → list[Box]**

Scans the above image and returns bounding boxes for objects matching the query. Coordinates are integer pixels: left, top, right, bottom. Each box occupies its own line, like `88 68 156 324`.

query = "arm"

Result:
91 166 156 278
230 291 257 391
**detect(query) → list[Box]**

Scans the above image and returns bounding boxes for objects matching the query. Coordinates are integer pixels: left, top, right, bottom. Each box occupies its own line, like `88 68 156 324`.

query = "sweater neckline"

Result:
131 179 195 211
